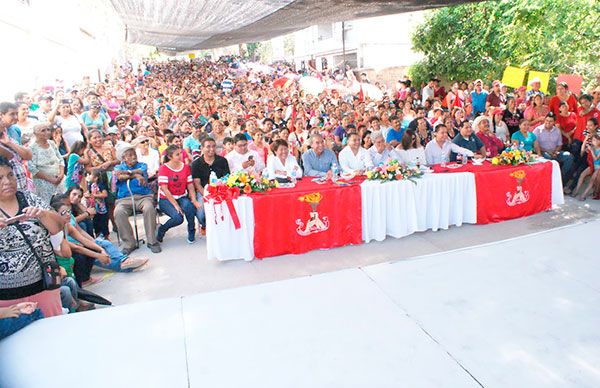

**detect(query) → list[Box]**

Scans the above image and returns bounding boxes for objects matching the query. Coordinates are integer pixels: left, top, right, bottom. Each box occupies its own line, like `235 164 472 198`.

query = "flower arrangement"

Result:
491 149 536 166
224 171 278 194
365 160 424 183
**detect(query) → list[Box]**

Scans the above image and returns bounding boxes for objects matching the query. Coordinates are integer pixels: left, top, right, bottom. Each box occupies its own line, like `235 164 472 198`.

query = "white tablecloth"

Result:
205 196 255 261
206 161 565 260
361 172 477 243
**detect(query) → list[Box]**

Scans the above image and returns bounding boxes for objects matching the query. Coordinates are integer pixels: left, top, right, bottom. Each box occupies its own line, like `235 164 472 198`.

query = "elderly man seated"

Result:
368 132 397 165
113 142 161 254
302 133 337 178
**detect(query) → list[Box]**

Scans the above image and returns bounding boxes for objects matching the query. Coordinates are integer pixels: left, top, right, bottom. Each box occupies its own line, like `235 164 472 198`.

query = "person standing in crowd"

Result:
28 124 65 204
503 96 523 136
9 103 38 145
470 79 488 117
526 77 545 102
48 99 86 148
549 82 578 116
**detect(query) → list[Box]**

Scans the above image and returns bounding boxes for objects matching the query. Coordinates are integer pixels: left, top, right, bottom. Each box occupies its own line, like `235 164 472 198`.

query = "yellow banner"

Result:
501 66 526 88
188 53 196 59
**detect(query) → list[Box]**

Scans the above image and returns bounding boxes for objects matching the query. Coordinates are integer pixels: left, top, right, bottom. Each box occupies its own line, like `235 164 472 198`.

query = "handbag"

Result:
0 207 62 291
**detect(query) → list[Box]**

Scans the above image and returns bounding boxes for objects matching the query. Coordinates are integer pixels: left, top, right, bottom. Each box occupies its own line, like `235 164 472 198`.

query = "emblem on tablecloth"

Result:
506 170 529 206
296 192 330 236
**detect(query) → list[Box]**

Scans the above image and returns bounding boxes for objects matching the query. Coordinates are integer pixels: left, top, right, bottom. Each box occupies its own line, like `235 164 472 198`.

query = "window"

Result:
317 24 333 41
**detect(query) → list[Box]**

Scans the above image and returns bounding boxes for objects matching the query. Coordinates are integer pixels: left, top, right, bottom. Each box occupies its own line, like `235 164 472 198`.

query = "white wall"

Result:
0 0 125 100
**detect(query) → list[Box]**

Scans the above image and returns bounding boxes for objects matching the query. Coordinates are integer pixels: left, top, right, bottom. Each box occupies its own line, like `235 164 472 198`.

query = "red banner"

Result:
251 179 362 259
475 162 552 224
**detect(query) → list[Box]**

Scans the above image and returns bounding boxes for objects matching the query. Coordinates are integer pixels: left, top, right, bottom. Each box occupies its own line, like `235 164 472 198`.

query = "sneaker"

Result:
187 230 196 244
156 225 165 243
121 257 149 270
148 243 162 253
200 227 206 236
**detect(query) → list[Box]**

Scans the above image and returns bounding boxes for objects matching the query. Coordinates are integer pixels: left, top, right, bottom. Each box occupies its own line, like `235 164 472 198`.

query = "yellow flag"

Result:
188 53 196 59
527 71 550 94
501 66 526 88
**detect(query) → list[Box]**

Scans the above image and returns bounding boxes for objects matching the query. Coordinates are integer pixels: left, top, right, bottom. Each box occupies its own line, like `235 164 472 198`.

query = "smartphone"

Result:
61 98 73 105
248 155 254 161
5 214 27 224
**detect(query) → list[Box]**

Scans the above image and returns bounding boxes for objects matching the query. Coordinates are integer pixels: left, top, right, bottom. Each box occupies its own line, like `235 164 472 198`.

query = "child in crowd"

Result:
65 141 88 190
87 169 109 238
220 136 234 157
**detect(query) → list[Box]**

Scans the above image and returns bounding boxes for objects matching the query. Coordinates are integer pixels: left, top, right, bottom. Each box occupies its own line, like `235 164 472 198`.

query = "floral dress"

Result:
28 141 65 205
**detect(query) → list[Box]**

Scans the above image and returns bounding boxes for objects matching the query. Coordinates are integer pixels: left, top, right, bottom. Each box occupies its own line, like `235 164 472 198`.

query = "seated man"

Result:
113 143 161 254
451 121 486 161
533 113 574 183
302 133 337 178
225 133 265 174
369 132 397 166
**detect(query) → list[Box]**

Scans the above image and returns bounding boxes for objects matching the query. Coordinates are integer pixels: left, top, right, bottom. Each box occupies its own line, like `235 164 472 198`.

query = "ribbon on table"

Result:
204 184 241 230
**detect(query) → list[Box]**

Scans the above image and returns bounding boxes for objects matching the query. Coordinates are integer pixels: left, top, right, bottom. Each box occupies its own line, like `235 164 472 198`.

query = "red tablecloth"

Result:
432 161 553 224
250 178 363 259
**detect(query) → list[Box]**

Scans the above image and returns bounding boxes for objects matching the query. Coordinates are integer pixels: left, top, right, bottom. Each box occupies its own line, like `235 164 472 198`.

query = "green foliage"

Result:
409 0 600 91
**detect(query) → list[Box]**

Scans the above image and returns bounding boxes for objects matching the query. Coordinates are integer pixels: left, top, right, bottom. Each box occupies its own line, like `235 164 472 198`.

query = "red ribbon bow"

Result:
204 185 241 229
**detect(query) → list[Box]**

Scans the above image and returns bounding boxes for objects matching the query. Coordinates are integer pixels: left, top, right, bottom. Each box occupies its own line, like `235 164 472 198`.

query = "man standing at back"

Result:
385 115 405 147
470 79 488 118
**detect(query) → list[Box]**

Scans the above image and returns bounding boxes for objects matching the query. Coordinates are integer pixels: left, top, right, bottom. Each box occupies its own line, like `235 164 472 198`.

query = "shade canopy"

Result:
110 0 477 52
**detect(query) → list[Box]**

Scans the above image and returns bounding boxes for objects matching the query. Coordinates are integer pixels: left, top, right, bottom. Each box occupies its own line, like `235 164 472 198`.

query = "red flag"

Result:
358 84 365 102
251 179 362 259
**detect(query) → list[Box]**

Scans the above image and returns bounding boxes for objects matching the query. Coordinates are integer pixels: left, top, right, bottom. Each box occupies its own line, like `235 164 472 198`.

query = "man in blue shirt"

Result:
113 143 161 254
302 134 338 178
470 79 488 118
385 115 405 147
451 121 486 161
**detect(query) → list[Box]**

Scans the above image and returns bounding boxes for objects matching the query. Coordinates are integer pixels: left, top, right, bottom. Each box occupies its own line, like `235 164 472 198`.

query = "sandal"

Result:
121 257 149 271
81 276 102 287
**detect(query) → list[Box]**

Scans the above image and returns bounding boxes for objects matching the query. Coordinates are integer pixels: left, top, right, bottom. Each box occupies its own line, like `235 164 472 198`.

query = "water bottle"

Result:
415 156 421 169
331 163 339 181
441 153 447 168
290 168 297 184
461 153 468 165
519 141 525 151
209 171 217 184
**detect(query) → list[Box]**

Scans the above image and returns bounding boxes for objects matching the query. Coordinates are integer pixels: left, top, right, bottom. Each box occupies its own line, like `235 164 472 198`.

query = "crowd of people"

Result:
1 56 600 339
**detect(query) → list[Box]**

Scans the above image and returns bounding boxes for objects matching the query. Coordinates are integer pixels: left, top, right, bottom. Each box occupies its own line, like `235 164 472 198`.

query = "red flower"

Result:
395 174 403 180
243 184 252 194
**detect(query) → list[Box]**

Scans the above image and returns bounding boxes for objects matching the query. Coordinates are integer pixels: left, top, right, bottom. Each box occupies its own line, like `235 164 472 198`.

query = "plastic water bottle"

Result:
331 163 339 181
209 171 218 184
441 153 447 168
461 153 468 165
290 168 297 184
519 141 525 151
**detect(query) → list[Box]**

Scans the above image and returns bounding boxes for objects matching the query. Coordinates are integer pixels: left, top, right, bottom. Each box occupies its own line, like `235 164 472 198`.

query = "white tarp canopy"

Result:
109 0 475 52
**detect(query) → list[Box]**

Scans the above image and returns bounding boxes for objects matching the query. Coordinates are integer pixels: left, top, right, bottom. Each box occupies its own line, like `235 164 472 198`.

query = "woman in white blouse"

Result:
266 139 302 179
395 131 426 165
338 132 373 175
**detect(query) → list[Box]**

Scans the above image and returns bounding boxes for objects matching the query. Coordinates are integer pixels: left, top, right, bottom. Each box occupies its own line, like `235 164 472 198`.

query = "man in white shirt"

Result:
421 78 436 106
368 133 397 166
339 132 373 174
424 124 475 165
225 133 265 174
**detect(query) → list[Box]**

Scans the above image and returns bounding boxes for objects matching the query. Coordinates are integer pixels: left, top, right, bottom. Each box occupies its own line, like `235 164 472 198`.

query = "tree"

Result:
409 0 600 91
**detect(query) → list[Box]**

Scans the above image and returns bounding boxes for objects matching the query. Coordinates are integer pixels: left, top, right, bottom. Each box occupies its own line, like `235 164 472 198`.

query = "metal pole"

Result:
341 21 346 68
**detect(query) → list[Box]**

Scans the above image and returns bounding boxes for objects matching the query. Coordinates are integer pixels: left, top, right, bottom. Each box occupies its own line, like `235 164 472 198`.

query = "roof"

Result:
110 0 478 52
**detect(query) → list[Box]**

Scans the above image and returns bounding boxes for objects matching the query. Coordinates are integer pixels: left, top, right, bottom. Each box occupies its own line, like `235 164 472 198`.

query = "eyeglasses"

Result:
59 209 72 216
140 140 149 144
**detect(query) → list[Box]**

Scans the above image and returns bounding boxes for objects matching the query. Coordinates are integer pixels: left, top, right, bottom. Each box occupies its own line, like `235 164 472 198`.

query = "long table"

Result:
205 160 564 261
